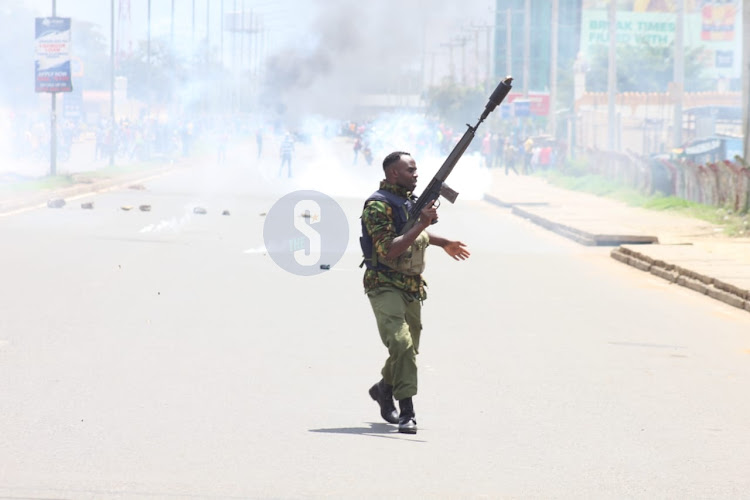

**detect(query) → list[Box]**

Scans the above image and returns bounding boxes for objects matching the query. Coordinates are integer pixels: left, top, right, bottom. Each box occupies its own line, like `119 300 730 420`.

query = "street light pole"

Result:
673 0 684 149
206 0 210 65
744 0 750 164
170 0 174 45
147 0 151 66
147 0 151 108
505 9 512 79
523 0 530 97
110 0 115 166
550 0 559 138
50 0 57 176
607 0 617 151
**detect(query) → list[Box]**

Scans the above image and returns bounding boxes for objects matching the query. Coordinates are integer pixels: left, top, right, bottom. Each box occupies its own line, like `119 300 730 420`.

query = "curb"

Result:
611 246 750 313
483 193 659 246
483 193 513 208
0 166 177 216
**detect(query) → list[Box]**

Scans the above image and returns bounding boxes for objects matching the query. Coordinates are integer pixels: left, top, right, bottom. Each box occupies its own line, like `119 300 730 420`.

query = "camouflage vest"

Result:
360 189 429 276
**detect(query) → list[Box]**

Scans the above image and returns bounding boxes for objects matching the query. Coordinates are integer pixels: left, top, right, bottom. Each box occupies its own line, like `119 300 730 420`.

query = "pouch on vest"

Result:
377 230 429 276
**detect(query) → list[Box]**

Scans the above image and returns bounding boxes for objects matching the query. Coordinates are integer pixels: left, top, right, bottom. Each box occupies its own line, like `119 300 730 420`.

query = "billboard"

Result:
580 1 742 79
503 93 550 117
35 17 73 93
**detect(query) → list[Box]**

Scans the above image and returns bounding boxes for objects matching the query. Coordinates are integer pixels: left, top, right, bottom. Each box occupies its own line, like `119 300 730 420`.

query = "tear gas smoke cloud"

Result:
3 0 495 205
263 0 493 123
259 113 491 203
9 0 493 125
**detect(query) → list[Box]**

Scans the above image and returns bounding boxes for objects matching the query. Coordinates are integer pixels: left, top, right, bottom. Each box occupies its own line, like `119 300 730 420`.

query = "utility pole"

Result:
673 0 684 149
550 0 559 138
247 7 257 87
464 26 481 87
206 0 210 64
232 0 237 110
260 22 267 92
440 41 458 83
253 12 261 96
505 8 512 80
744 0 750 163
484 24 491 92
147 0 151 66
607 0 617 151
220 0 224 112
523 0 530 97
240 0 245 110
431 51 436 87
220 0 224 67
170 0 174 46
110 0 115 166
457 36 468 85
50 0 57 176
147 0 151 108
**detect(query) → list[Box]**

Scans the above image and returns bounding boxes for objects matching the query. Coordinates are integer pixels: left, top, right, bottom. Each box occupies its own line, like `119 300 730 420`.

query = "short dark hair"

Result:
382 151 410 171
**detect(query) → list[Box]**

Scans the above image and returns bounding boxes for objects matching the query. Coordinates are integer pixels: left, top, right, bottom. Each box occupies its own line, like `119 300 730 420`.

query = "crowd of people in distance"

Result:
342 117 566 175
9 113 203 165
481 132 563 175
7 109 566 181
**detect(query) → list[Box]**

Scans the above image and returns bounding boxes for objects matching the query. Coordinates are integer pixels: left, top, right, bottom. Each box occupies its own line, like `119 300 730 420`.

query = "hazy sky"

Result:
22 1 495 48
23 0 496 81
18 0 498 124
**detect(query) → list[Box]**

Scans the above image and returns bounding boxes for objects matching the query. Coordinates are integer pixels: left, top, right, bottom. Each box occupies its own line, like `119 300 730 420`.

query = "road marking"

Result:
0 169 176 218
0 202 48 218
244 246 267 254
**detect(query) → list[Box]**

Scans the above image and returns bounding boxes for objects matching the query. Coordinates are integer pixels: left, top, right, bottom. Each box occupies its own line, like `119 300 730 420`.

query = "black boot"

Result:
368 379 399 424
397 397 417 434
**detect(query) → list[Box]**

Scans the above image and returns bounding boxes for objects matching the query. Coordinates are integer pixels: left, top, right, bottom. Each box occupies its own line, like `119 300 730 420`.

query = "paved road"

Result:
1 143 750 499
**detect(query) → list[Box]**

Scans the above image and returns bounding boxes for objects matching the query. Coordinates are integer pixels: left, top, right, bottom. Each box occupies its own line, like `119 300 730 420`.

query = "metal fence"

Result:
578 148 750 213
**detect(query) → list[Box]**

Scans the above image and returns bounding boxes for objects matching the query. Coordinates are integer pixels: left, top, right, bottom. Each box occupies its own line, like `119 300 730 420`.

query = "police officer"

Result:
360 151 470 434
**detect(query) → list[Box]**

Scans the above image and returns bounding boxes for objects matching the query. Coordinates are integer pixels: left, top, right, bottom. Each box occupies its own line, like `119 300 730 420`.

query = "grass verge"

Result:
0 162 164 197
538 169 750 237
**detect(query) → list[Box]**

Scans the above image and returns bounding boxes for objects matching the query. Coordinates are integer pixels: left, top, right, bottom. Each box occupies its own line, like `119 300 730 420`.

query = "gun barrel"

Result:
402 76 513 234
482 76 514 118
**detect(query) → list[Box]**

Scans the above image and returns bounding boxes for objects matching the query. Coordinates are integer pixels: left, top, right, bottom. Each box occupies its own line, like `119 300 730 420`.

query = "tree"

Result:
1 1 39 109
71 20 110 91
117 38 188 106
424 81 485 125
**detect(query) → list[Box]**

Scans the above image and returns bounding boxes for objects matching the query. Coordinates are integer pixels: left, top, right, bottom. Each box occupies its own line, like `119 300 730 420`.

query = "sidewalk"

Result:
484 170 750 313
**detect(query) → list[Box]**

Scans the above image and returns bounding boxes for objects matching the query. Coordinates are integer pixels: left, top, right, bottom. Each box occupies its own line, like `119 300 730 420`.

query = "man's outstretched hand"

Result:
443 241 470 261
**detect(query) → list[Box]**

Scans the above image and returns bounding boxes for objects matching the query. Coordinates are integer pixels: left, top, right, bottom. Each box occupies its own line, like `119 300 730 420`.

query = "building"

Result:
493 0 582 94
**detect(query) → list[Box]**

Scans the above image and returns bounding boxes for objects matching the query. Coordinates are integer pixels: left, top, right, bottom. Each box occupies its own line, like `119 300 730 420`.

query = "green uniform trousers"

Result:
367 286 422 401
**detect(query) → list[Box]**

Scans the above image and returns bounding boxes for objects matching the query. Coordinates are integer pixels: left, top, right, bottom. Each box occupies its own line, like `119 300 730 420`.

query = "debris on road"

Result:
47 199 66 208
320 264 331 270
222 210 230 216
139 205 151 212
81 202 94 209
259 212 267 216
193 207 207 215
121 206 133 211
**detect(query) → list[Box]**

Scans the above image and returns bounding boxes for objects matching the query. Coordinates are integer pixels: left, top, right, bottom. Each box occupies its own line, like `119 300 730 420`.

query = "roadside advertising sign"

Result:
35 17 73 93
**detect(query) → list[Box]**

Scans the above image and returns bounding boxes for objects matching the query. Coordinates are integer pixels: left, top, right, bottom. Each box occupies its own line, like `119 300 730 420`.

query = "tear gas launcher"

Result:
399 76 513 235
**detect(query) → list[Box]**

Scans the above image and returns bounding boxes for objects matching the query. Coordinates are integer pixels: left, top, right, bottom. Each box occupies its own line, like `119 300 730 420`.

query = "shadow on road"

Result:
309 422 425 442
